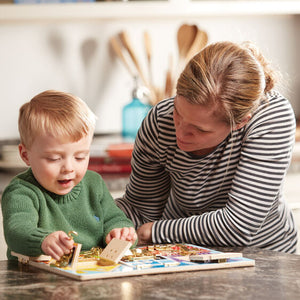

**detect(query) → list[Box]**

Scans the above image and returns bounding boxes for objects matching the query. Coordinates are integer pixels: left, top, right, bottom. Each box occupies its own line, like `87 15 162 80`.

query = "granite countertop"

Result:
0 247 299 299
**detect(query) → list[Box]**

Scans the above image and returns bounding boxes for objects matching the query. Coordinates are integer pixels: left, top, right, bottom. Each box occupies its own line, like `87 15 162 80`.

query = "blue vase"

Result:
122 96 151 141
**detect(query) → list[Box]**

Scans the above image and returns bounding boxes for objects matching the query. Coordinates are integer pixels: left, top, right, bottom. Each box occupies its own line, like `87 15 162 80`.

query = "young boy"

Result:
1 90 137 261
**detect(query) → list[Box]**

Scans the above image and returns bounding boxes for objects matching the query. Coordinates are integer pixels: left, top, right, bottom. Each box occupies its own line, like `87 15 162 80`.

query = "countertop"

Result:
0 247 299 299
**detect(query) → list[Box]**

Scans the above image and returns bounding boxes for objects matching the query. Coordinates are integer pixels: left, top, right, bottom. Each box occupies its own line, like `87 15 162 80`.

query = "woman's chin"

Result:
176 141 195 152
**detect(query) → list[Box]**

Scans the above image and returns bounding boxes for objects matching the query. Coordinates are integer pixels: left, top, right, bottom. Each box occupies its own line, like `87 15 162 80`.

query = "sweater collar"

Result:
50 183 82 203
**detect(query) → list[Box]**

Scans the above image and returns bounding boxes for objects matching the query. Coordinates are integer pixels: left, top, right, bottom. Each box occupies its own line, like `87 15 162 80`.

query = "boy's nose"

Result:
61 159 74 173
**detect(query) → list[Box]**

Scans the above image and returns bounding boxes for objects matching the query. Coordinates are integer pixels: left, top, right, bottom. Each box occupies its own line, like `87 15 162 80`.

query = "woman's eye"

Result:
196 127 204 132
196 127 208 133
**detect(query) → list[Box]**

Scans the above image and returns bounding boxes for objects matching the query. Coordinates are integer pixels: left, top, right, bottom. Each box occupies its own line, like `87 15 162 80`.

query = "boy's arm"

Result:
1 184 52 257
100 180 137 247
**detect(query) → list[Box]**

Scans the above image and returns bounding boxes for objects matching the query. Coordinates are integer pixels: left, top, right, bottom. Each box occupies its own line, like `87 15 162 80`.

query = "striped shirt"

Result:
116 91 298 253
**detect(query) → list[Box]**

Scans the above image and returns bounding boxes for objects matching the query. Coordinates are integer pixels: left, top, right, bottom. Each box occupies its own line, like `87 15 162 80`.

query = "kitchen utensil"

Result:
186 29 208 62
109 36 136 77
119 31 148 86
164 54 174 98
143 31 153 86
177 24 198 69
198 29 208 51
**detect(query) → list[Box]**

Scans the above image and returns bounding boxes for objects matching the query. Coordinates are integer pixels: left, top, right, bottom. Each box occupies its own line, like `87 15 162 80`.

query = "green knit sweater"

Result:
1 168 135 260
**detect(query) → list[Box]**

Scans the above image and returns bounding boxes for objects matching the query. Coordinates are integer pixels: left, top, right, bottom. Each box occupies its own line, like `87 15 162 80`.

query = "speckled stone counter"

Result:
0 247 299 300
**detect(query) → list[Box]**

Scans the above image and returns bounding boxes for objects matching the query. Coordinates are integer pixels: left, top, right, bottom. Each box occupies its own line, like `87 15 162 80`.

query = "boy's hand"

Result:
41 231 74 261
106 227 137 245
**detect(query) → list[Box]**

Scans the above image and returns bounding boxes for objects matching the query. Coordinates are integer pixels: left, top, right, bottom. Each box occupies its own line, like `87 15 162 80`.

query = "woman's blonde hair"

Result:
18 90 97 148
176 41 278 128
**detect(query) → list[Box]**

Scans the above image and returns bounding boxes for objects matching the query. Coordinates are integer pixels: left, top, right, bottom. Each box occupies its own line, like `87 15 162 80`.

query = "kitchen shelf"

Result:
1 1 300 22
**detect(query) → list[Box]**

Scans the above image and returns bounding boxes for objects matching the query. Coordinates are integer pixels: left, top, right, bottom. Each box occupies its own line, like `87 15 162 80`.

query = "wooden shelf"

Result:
1 1 300 22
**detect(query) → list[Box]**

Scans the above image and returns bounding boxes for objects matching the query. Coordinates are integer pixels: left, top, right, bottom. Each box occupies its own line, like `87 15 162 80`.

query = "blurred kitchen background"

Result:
0 0 300 258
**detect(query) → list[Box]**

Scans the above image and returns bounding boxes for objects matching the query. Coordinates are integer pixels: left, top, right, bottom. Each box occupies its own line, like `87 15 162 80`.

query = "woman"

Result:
116 41 297 253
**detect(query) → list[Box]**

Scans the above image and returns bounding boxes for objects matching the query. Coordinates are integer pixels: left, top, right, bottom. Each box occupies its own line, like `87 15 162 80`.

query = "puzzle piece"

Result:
189 252 242 263
11 251 52 264
98 238 132 266
69 243 82 270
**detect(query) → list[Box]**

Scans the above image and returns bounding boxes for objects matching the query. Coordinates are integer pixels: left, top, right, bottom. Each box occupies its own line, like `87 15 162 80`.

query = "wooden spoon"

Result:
177 24 198 69
198 30 208 51
109 36 136 77
186 29 208 62
119 31 148 86
165 54 174 99
144 31 153 86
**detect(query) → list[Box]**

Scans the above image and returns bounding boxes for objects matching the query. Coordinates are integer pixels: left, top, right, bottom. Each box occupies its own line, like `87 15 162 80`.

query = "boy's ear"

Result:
19 144 30 166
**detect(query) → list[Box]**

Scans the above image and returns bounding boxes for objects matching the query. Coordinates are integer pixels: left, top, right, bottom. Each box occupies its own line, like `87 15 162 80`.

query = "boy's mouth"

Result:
58 179 72 185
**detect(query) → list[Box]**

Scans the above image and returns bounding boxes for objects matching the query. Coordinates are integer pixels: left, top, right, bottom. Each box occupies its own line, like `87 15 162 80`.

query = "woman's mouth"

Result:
177 137 191 145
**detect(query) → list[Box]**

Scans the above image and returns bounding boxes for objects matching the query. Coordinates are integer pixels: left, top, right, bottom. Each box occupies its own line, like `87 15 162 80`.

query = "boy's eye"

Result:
47 157 60 162
75 156 87 161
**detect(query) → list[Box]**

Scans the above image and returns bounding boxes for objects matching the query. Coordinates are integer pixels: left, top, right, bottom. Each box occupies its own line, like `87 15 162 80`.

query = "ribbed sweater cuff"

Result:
28 228 52 255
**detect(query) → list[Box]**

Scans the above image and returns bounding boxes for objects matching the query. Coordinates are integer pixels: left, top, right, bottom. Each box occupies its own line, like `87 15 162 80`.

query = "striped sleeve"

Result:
116 104 171 227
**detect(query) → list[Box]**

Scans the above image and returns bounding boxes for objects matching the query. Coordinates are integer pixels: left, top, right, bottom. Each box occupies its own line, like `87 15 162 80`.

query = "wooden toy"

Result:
12 240 255 281
97 238 132 265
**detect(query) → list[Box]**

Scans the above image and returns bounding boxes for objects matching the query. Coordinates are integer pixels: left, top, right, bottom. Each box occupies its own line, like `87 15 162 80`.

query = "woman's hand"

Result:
41 231 74 261
137 222 154 245
106 227 137 245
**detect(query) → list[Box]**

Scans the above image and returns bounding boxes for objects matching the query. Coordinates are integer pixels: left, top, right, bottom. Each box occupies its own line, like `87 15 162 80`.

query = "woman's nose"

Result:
176 121 190 136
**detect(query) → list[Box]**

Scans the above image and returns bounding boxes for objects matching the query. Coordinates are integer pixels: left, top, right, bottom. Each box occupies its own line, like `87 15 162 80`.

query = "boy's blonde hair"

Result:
18 90 97 148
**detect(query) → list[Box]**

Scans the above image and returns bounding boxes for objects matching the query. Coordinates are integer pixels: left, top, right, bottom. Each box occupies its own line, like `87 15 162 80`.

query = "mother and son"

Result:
1 41 298 261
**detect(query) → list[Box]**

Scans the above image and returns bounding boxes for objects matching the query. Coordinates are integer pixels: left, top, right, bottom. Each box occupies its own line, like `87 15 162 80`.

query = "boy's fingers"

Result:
126 228 137 242
120 227 130 240
106 234 112 244
112 229 122 240
58 232 74 250
131 232 138 242
48 244 64 261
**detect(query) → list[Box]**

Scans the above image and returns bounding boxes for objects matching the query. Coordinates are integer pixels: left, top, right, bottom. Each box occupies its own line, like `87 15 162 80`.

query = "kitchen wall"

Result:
0 10 300 139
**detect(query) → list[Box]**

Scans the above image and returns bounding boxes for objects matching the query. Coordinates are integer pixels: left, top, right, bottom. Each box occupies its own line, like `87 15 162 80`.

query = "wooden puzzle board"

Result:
18 244 255 281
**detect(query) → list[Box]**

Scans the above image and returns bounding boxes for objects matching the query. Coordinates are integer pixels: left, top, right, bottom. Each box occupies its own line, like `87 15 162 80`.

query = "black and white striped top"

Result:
116 91 298 253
